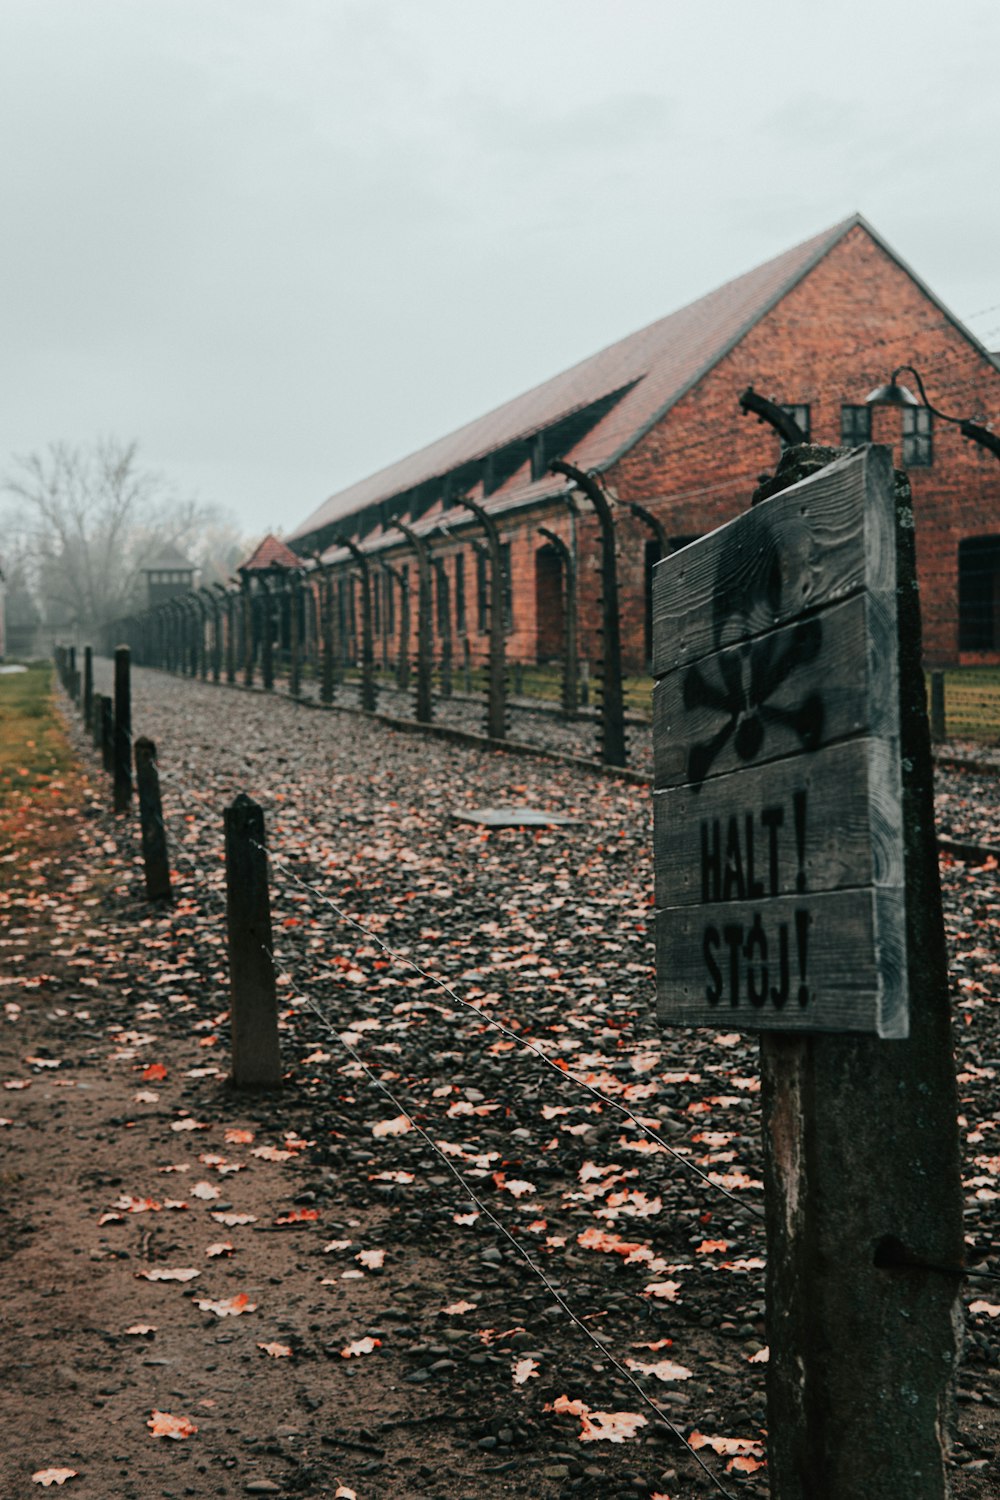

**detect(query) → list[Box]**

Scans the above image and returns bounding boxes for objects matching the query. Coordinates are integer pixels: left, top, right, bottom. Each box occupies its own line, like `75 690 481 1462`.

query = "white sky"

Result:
2 0 998 539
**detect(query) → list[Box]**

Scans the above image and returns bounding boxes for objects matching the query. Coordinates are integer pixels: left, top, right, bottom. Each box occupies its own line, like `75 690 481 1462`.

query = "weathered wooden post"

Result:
459 498 507 740
134 737 172 902
397 523 433 723
551 461 626 765
930 669 946 742
538 526 579 716
223 793 282 1088
100 695 114 771
113 645 132 813
82 646 93 724
653 446 963 1500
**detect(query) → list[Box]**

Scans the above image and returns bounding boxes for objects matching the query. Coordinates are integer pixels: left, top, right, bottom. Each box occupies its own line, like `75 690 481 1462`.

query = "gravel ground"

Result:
3 661 997 1499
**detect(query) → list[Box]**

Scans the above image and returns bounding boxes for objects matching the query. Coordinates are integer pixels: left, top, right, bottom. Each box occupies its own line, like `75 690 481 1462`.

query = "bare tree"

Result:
3 438 220 633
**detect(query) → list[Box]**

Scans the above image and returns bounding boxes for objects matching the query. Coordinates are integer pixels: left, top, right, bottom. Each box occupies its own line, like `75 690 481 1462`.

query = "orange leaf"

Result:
224 1128 254 1144
142 1063 168 1081
147 1410 197 1439
341 1336 381 1357
195 1293 256 1318
274 1208 320 1225
31 1469 79 1486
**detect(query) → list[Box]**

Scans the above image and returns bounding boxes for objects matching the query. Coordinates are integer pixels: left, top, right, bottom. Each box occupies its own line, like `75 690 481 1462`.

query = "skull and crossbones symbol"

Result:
683 516 824 788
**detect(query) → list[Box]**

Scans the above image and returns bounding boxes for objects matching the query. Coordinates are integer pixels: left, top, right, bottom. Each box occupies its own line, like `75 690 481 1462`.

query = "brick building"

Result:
288 215 1000 671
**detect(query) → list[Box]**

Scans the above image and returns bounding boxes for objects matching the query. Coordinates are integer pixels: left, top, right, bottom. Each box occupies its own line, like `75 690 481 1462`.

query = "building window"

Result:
454 553 466 633
958 536 1000 651
841 405 871 446
780 405 811 446
903 406 933 467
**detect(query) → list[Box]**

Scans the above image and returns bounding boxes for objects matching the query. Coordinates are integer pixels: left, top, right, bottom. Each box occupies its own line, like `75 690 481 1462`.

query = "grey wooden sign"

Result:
652 446 907 1037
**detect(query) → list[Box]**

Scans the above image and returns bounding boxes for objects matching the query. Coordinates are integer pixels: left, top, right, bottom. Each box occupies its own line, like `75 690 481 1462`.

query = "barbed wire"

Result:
251 836 765 1222
261 939 742 1500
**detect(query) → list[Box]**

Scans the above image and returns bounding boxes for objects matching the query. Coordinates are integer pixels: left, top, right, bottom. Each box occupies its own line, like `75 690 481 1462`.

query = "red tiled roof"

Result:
238 534 302 572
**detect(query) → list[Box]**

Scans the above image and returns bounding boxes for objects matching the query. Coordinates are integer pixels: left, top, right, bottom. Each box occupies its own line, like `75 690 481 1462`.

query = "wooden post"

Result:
101 695 114 771
113 645 132 814
653 448 963 1498
223 793 282 1088
134 737 172 901
929 669 945 742
551 461 626 765
82 646 93 724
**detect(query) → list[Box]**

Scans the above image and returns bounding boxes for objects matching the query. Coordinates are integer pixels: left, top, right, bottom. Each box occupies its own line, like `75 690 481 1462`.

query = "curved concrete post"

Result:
457 496 506 741
538 525 578 716
395 523 432 723
332 537 377 712
550 461 626 767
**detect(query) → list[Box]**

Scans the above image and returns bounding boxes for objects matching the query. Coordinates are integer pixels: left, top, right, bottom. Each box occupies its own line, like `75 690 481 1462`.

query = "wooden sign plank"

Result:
654 737 905 909
655 887 906 1035
652 446 906 1037
652 446 896 677
652 591 897 790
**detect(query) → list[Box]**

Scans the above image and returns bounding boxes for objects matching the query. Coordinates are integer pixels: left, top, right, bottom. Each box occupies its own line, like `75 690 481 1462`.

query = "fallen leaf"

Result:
211 1212 257 1226
195 1293 256 1318
644 1280 682 1301
274 1208 320 1225
136 1267 199 1282
251 1144 295 1161
441 1300 476 1315
969 1300 1000 1317
147 1410 197 1439
689 1430 765 1457
625 1357 693 1383
205 1242 234 1258
31 1469 78 1486
513 1357 539 1385
133 1090 160 1104
371 1115 412 1137
258 1342 293 1358
142 1063 168 1081
191 1181 220 1201
224 1127 254 1144
334 1485 357 1499
170 1118 207 1133
341 1337 381 1357
124 1324 157 1336
748 1347 769 1363
356 1248 385 1269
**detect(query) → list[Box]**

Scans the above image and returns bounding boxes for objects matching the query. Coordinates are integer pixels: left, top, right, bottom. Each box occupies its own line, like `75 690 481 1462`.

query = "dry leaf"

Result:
356 1248 385 1269
211 1212 256 1226
625 1357 692 1383
136 1267 199 1282
442 1300 476 1315
147 1410 197 1440
124 1324 157 1336
274 1208 320 1225
512 1357 539 1385
31 1469 78 1486
258 1342 293 1358
195 1293 256 1317
341 1337 381 1357
191 1181 220 1201
334 1485 357 1499
142 1063 168 1081
371 1115 412 1137
251 1144 295 1161
224 1127 254 1144
205 1242 234 1258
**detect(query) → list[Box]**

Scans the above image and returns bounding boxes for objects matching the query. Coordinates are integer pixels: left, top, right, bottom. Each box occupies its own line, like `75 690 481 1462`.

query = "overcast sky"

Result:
2 0 998 541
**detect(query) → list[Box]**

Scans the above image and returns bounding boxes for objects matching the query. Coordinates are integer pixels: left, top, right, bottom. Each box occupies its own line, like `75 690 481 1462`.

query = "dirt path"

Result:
1 671 998 1498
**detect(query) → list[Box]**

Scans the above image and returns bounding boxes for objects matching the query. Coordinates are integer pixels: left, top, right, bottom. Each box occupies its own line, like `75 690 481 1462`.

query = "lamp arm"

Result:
892 365 961 427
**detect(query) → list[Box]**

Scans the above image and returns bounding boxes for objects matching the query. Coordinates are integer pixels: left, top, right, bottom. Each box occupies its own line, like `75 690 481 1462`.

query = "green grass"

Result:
0 662 76 810
936 667 1000 744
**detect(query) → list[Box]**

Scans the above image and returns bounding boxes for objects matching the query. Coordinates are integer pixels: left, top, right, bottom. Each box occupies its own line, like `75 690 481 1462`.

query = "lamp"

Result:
866 364 1000 461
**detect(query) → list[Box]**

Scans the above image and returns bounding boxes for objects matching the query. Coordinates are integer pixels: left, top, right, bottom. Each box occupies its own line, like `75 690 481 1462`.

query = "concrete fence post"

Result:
224 793 282 1089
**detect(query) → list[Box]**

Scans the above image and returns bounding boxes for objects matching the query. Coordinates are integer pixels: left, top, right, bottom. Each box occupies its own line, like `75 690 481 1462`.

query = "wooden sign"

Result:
652 446 907 1037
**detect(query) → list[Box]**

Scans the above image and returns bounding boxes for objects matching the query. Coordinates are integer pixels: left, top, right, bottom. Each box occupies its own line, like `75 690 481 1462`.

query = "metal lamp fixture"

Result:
866 364 1000 461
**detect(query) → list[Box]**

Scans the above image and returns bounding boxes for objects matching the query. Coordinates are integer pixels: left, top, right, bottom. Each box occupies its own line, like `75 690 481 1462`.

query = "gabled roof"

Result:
290 215 867 547
238 533 302 572
142 542 194 571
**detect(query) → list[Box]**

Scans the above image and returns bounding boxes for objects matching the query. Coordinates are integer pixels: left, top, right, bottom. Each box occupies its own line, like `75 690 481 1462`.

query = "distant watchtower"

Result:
142 545 195 609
